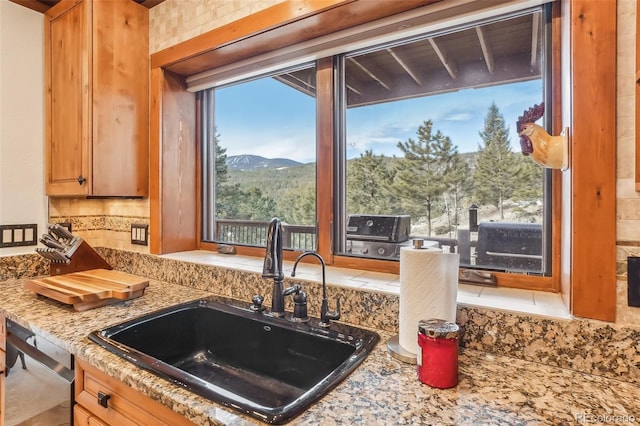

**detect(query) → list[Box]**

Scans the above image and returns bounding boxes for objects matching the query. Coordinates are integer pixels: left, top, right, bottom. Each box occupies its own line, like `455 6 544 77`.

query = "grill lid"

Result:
346 215 411 243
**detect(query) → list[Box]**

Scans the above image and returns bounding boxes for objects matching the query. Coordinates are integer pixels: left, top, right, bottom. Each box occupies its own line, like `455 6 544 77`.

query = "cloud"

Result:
441 111 474 122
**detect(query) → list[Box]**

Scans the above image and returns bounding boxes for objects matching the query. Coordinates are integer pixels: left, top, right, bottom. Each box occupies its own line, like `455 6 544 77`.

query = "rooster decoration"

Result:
517 102 569 170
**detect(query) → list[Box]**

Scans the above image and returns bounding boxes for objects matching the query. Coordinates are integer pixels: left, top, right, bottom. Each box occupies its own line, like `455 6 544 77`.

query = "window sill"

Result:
161 250 571 320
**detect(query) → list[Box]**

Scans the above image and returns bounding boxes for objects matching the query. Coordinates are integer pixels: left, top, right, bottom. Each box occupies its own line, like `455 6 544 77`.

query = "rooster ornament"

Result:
517 103 569 170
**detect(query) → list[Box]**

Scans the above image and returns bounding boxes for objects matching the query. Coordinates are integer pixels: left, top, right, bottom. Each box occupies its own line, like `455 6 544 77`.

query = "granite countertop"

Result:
1 277 639 425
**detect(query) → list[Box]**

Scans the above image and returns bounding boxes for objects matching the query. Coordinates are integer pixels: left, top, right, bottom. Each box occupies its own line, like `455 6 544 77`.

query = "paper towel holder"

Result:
388 239 422 363
387 335 417 364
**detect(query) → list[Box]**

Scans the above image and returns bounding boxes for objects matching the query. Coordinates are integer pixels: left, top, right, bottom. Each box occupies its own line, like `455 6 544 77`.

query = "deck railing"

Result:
215 219 316 251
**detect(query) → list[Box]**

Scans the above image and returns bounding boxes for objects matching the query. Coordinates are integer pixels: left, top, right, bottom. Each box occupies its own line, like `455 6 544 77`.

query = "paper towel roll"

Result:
399 246 459 355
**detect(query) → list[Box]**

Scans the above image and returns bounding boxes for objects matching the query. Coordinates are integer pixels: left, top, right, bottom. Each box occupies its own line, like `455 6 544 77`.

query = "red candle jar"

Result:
417 319 459 389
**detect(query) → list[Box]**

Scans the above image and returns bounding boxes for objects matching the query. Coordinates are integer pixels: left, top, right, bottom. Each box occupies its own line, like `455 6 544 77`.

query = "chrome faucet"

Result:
262 218 300 318
291 251 340 327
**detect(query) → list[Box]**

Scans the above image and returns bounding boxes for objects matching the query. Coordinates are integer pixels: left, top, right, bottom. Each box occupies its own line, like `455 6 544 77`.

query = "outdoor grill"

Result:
345 215 411 259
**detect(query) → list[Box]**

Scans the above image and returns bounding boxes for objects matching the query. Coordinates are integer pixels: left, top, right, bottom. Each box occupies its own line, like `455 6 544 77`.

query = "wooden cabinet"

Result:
44 0 149 197
74 359 195 426
74 404 107 426
1 313 5 426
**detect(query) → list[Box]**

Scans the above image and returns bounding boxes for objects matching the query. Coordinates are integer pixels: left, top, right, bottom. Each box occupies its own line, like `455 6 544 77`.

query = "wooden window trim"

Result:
150 0 617 321
636 1 640 192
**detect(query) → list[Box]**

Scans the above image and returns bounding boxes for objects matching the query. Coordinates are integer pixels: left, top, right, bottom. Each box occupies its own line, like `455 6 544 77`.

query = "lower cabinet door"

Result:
74 404 107 426
75 359 195 426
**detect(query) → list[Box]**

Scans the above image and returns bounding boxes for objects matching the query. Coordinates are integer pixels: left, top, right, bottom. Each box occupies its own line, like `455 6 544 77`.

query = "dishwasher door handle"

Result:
6 332 74 383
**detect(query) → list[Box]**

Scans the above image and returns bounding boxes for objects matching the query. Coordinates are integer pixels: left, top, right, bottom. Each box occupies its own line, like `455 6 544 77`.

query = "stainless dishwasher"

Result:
5 319 74 426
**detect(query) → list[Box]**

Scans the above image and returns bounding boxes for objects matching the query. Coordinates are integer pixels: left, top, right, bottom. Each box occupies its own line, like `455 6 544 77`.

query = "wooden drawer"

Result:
75 404 108 426
75 359 195 426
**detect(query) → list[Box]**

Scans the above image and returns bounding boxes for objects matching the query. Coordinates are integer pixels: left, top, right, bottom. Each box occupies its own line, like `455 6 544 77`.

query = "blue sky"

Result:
215 77 542 164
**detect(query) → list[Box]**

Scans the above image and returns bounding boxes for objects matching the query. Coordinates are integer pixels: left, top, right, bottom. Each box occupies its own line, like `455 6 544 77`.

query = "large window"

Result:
200 5 552 277
200 64 317 250
337 9 550 275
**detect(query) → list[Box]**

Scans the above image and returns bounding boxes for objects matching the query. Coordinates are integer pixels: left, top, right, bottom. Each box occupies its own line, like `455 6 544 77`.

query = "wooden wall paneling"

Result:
149 67 162 254
315 57 334 262
151 70 197 254
636 0 640 190
162 70 197 253
568 0 617 321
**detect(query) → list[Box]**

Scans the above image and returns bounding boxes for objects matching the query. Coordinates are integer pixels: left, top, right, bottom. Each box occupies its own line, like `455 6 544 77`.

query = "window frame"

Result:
150 0 618 320
199 4 559 292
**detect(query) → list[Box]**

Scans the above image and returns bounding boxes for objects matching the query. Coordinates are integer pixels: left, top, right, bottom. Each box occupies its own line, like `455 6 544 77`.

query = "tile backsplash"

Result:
48 198 149 254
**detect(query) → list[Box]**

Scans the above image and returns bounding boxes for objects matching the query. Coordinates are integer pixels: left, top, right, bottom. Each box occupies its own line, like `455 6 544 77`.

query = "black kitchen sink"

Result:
89 296 379 424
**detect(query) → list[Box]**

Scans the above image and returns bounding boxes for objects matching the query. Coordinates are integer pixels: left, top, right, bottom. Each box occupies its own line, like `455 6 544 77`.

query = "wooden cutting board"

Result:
25 269 149 311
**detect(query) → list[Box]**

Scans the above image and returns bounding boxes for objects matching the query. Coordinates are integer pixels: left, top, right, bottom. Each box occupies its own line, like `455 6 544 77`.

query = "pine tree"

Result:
347 150 398 215
473 103 520 219
512 154 544 201
393 120 459 236
442 155 472 235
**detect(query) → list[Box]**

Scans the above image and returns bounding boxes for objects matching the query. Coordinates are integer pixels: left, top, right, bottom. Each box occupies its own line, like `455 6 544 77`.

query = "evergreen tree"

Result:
442 155 472 235
281 183 316 225
214 135 277 221
347 150 398 215
473 103 520 219
512 154 544 201
392 120 458 236
213 133 238 218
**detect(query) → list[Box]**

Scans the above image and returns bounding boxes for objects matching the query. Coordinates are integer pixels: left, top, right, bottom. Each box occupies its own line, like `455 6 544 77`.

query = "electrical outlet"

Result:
131 224 149 246
627 257 640 307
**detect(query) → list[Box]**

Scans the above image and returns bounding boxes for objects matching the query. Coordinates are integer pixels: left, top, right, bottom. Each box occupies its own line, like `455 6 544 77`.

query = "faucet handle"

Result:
250 294 265 312
320 297 341 327
327 297 341 320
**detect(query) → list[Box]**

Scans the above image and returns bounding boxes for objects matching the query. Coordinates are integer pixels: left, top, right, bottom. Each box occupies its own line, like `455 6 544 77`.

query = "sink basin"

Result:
89 296 379 424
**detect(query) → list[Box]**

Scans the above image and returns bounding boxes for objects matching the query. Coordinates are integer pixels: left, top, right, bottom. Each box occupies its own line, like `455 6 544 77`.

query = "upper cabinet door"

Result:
91 0 149 197
45 0 91 196
44 0 149 197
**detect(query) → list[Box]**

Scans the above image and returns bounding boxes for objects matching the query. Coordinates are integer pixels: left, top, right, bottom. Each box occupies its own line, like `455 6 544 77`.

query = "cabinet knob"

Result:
97 391 111 408
77 175 86 185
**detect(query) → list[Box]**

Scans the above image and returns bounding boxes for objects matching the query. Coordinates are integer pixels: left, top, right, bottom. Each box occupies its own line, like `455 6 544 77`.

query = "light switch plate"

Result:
0 224 38 248
131 224 149 246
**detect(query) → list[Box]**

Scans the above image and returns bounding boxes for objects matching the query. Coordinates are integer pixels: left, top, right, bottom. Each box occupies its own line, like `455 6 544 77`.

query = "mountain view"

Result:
227 154 303 171
224 150 542 237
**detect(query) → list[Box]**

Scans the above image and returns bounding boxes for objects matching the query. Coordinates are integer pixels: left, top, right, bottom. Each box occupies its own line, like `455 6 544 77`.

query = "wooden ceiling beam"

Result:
347 57 391 91
273 74 316 97
475 26 495 74
530 11 540 67
346 84 363 96
347 54 538 107
428 37 457 80
386 47 422 85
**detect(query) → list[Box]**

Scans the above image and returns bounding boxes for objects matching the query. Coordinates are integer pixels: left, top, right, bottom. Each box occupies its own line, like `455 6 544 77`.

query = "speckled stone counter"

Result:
1 277 639 425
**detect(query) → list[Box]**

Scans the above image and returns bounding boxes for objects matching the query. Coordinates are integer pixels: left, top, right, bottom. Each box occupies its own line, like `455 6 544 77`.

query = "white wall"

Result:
0 0 47 255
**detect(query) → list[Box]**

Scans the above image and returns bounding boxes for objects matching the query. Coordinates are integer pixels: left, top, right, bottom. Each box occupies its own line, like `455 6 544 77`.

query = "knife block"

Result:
49 240 112 276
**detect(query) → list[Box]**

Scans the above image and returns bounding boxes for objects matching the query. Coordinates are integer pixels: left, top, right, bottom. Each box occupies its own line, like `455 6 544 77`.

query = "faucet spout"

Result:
262 218 284 281
262 218 287 317
291 252 341 327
